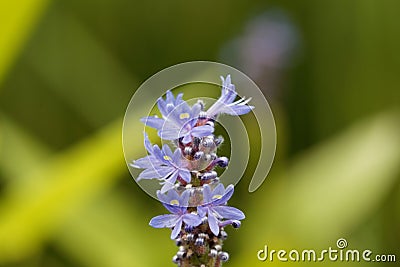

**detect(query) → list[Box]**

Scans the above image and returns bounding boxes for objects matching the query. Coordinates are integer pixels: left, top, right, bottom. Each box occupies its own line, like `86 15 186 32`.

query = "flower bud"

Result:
186 233 194 241
195 237 204 246
201 137 215 148
232 220 241 228
214 245 222 251
219 231 228 240
177 250 186 259
201 171 217 181
184 225 194 232
198 233 208 239
209 249 218 258
184 146 193 156
175 238 182 246
214 157 229 168
214 136 224 146
218 251 229 262
192 136 201 146
194 151 204 160
172 255 179 264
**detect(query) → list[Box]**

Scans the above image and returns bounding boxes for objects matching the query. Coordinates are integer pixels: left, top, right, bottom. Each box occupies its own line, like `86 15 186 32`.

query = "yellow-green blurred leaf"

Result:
0 0 49 87
55 190 173 267
0 117 142 263
0 115 50 179
24 9 135 126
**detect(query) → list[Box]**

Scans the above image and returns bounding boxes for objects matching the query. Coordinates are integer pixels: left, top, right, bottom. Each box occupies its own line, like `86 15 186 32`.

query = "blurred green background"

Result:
0 0 399 266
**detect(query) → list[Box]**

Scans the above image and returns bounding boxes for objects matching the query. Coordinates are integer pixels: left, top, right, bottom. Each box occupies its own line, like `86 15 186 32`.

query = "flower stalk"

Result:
132 75 253 266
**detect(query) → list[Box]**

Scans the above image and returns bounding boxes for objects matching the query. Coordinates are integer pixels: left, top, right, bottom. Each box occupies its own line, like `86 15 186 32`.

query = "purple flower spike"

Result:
150 190 202 239
207 75 254 118
132 75 251 266
197 184 245 236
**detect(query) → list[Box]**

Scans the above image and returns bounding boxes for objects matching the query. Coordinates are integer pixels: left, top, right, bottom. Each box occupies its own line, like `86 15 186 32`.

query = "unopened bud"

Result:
218 251 229 262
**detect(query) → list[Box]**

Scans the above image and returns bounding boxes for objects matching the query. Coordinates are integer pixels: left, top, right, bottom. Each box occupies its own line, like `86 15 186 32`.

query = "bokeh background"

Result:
0 0 399 266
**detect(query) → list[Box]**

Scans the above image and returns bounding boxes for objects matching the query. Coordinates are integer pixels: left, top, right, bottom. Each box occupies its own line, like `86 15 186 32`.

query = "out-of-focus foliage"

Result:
0 0 49 86
0 0 399 267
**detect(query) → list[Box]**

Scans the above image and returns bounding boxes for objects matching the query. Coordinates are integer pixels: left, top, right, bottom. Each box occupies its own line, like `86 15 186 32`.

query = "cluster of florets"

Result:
132 75 253 266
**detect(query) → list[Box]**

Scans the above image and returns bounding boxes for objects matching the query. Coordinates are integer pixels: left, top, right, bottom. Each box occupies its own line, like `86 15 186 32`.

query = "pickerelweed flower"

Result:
141 91 214 144
197 184 245 236
206 75 254 118
131 133 191 193
150 190 202 239
132 75 253 266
